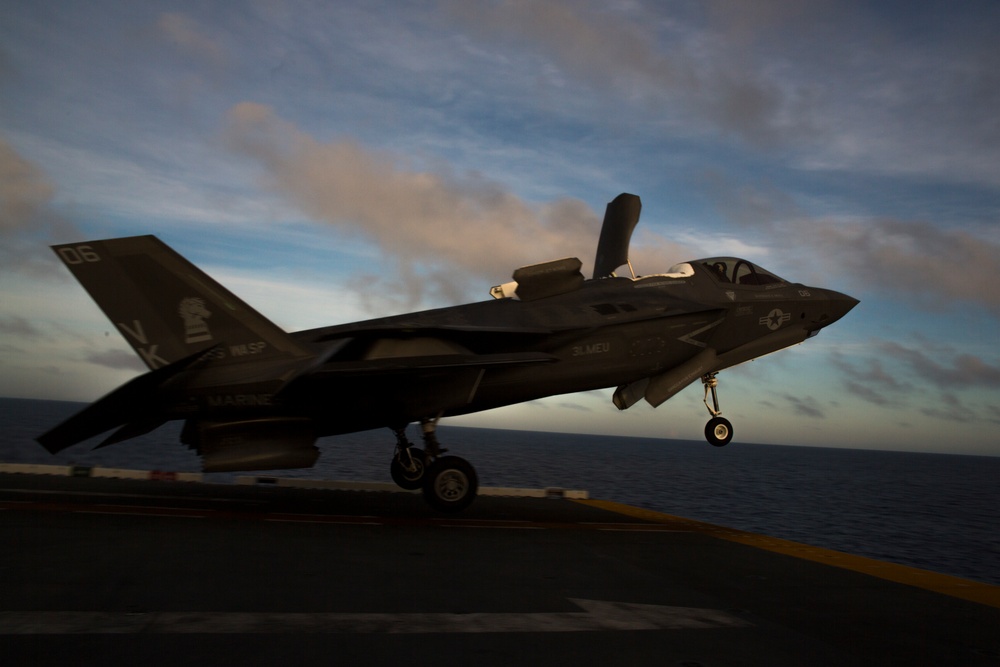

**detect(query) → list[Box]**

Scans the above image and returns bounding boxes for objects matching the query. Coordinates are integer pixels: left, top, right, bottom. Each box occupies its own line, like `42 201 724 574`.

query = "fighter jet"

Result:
38 193 857 511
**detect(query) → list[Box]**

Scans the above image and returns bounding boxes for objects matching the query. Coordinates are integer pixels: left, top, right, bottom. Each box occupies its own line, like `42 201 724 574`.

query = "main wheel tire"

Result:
390 447 426 490
422 456 478 513
705 417 733 447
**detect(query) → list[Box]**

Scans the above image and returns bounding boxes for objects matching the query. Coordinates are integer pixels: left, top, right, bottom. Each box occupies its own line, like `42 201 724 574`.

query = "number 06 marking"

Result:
58 245 101 264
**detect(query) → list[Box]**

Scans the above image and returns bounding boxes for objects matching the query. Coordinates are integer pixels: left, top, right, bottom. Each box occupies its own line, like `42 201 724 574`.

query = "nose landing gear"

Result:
701 372 733 447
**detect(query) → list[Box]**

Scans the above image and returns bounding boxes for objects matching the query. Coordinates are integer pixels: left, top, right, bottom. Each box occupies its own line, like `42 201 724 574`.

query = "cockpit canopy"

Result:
692 257 787 286
492 255 789 300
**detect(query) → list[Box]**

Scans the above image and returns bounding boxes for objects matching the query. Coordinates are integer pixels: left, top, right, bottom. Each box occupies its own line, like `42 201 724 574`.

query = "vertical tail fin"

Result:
52 236 310 369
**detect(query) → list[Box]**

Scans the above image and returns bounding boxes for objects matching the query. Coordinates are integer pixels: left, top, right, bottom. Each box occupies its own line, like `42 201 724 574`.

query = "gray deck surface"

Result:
1 473 998 666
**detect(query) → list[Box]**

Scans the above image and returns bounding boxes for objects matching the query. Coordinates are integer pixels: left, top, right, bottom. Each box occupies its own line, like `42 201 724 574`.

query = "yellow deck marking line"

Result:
574 498 1000 609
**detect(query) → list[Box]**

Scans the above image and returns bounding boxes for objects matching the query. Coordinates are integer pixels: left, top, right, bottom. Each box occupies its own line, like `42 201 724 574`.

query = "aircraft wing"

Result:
307 324 556 344
309 351 557 376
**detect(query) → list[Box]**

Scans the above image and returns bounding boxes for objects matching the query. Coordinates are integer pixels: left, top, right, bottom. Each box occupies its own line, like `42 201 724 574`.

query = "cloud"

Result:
832 339 1000 424
0 45 12 84
0 139 75 275
918 392 977 423
781 393 825 419
0 139 54 233
698 170 804 229
810 219 1000 316
702 0 818 42
444 0 804 146
697 1 1000 185
155 13 227 70
86 349 146 372
702 175 1000 317
225 102 629 302
0 315 41 337
831 352 909 408
447 0 677 89
986 404 1000 425
444 1 1000 187
879 340 1000 389
845 381 896 408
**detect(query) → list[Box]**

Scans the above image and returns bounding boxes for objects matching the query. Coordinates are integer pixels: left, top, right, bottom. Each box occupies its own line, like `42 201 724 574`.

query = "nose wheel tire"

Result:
705 417 733 447
423 456 478 513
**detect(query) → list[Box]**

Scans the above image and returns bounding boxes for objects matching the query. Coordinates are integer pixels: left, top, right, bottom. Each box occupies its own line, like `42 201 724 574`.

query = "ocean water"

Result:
4 397 999 586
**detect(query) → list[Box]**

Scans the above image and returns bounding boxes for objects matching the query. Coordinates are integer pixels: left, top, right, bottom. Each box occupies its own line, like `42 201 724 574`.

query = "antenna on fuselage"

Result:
593 193 641 279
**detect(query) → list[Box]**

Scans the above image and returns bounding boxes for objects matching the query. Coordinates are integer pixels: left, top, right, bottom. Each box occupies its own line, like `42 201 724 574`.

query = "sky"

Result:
1 0 999 456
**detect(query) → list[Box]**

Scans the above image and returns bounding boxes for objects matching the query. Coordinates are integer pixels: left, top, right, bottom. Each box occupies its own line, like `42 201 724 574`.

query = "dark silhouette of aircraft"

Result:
38 194 857 511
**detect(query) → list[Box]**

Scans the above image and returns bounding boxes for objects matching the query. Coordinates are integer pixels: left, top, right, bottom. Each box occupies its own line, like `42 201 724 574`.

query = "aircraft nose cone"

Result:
822 290 859 326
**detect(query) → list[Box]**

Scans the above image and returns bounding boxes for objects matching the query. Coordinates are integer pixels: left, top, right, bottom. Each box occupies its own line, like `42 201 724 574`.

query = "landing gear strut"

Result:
701 372 733 447
389 418 479 512
390 427 426 490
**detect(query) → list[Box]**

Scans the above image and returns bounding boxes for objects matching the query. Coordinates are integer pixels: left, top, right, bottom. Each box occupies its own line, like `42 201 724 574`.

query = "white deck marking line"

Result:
0 599 751 634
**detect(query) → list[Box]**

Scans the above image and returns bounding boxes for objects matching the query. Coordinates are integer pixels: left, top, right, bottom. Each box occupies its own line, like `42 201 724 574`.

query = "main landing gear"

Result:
390 418 479 512
701 372 733 447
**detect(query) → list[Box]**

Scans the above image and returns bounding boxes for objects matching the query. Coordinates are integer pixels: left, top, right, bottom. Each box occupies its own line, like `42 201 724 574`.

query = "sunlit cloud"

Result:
0 139 54 232
0 139 77 275
225 102 606 296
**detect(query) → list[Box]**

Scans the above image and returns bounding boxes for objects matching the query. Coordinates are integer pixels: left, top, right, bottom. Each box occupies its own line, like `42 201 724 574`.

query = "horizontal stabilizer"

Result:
36 346 213 453
94 418 166 449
